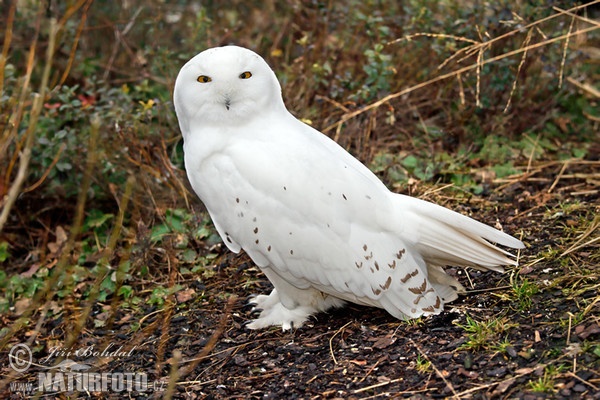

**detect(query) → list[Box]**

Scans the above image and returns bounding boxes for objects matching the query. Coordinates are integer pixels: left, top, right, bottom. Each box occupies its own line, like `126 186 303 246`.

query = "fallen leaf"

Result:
48 226 68 255
515 367 535 374
493 377 516 394
373 336 396 349
577 323 600 339
14 298 31 316
457 367 479 379
20 263 40 278
176 288 196 303
55 226 68 244
118 314 132 324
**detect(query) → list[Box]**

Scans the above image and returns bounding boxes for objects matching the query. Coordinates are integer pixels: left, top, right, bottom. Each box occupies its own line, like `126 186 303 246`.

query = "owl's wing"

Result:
187 115 521 318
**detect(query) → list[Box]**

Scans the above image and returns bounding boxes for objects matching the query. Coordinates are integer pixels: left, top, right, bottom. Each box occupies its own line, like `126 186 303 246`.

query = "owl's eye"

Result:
197 75 212 83
239 71 252 79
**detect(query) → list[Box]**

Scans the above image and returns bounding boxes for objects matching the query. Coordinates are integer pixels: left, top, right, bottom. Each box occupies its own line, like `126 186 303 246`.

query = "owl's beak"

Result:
224 97 231 111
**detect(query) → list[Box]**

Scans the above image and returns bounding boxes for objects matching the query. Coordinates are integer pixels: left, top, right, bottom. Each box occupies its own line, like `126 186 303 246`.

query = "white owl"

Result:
174 45 524 330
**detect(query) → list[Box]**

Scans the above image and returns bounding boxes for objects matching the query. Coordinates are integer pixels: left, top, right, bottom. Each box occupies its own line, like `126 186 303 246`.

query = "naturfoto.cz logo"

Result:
8 343 165 394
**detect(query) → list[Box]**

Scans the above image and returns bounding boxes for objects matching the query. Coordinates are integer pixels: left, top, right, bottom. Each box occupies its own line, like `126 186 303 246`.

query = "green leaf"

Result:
0 242 9 262
182 249 198 263
85 209 115 230
402 155 418 169
118 285 134 299
150 224 171 242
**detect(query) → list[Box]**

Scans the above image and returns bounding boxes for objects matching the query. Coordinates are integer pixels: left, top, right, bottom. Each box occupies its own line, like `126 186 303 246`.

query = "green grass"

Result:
454 314 518 352
415 353 432 374
527 366 561 394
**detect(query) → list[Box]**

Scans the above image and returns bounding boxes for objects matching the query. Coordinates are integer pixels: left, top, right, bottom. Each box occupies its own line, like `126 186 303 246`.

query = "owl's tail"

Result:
394 193 524 283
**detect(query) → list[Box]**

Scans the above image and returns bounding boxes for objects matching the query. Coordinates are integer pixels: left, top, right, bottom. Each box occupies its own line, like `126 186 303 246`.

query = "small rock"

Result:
233 354 247 366
486 366 507 377
573 384 587 392
518 348 535 359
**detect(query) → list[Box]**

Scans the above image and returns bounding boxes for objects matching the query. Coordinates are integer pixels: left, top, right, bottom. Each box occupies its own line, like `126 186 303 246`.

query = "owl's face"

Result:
174 45 284 135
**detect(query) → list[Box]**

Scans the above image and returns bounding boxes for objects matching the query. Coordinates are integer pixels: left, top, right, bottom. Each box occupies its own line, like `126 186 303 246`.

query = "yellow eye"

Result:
239 71 252 79
197 75 212 83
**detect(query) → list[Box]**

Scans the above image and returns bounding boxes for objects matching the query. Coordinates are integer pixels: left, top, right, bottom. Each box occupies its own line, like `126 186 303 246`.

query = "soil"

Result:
2 160 599 400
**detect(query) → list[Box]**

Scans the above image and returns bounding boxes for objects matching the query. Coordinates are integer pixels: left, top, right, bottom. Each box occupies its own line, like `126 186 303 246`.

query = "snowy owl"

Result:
174 45 524 330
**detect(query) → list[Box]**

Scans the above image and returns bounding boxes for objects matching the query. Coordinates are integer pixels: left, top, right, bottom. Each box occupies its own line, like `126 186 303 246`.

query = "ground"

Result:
2 160 598 399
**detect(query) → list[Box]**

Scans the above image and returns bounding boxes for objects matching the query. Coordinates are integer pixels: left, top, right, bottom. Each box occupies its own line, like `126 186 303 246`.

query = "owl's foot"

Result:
245 290 313 330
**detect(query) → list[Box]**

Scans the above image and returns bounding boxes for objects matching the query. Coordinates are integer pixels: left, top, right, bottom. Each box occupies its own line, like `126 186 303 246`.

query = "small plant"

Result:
415 354 432 374
559 311 586 330
404 316 425 327
0 241 9 262
147 284 184 306
454 314 517 351
490 337 514 357
511 278 539 311
527 368 557 394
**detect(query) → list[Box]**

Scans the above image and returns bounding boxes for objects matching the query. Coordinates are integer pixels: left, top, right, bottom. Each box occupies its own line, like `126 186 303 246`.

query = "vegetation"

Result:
0 0 598 398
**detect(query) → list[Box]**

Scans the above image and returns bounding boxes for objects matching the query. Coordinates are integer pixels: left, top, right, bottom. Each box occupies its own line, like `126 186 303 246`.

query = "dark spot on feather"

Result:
379 276 392 290
374 261 380 271
253 227 258 234
342 193 347 200
355 261 363 269
267 245 271 252
400 269 419 283
388 260 396 269
422 306 435 313
363 244 368 251
409 279 427 295
255 239 259 244
396 248 406 259
372 288 381 296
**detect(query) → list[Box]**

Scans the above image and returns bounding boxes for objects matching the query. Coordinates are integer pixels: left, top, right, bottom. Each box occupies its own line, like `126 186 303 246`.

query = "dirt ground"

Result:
3 159 598 399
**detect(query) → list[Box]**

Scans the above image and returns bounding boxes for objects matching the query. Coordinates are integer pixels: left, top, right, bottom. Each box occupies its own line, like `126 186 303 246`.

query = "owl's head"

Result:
174 45 285 135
